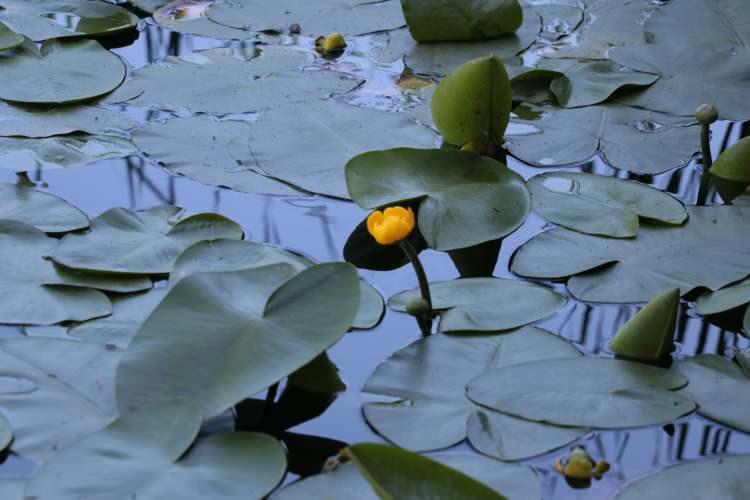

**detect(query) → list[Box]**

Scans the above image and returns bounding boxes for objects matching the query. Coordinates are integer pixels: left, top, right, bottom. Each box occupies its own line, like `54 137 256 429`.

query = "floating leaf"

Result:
696 277 750 315
106 46 359 114
467 357 694 428
527 172 687 238
129 0 169 13
51 206 244 275
363 328 587 460
0 101 134 138
0 0 138 41
347 148 529 250
511 206 750 303
401 0 522 42
0 338 120 461
0 183 89 233
0 133 136 170
345 443 507 500
613 454 750 500
678 355 750 433
116 263 360 418
506 103 699 174
0 39 126 104
153 0 254 40
431 55 512 145
609 288 679 361
388 278 565 332
0 20 22 50
710 136 750 202
205 0 406 36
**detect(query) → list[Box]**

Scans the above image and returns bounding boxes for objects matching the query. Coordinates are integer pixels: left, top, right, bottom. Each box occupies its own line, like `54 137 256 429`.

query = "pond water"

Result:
0 7 749 500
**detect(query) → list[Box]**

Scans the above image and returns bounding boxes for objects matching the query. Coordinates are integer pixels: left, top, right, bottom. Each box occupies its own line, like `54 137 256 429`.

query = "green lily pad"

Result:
363 328 588 460
613 454 750 500
26 402 287 500
678 354 750 433
0 38 126 104
0 101 134 138
696 277 750 315
106 46 359 114
0 0 138 41
153 0 254 40
170 239 384 330
0 21 22 50
345 443 507 500
0 337 120 461
506 103 699 174
116 263 360 418
711 136 750 184
467 357 695 428
0 133 136 170
512 206 750 303
51 206 244 275
272 453 541 500
609 288 679 362
388 278 565 332
527 172 687 238
346 148 529 251
206 0 406 36
431 55 512 146
400 0 522 43
0 182 88 233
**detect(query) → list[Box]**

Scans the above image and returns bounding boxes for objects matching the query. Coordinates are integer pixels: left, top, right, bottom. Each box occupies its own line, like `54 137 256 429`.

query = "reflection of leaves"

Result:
0 133 135 171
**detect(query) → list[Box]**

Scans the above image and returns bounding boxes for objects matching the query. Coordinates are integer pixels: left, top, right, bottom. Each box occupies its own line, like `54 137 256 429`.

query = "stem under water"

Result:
696 122 714 206
399 239 433 337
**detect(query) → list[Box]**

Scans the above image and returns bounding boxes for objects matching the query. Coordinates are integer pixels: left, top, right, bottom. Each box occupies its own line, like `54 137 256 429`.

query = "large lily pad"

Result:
505 103 699 174
272 453 541 500
0 101 134 138
346 148 529 250
511 206 750 303
0 133 136 170
116 263 360 418
0 21 22 49
696 277 750 315
363 328 588 461
527 172 687 238
206 0 405 36
51 206 244 275
0 0 138 41
106 46 359 114
171 239 384 330
0 38 126 104
613 454 750 500
678 355 750 433
26 402 287 500
400 0 522 42
0 182 89 233
0 337 120 461
467 357 695 428
388 278 565 332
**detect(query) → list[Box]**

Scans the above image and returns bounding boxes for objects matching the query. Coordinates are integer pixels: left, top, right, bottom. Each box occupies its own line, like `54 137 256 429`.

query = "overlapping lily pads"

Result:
388 278 565 332
696 277 750 316
527 172 687 237
0 182 89 233
0 133 136 170
0 101 135 138
363 328 588 460
512 206 750 303
0 21 22 50
347 148 529 250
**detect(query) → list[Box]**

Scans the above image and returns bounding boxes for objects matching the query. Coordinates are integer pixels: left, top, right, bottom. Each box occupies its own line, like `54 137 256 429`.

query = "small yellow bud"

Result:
559 446 595 480
593 459 610 478
460 137 489 155
366 206 415 245
315 32 347 54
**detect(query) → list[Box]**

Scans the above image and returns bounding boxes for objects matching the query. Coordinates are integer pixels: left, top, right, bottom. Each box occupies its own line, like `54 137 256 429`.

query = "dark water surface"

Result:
0 17 749 500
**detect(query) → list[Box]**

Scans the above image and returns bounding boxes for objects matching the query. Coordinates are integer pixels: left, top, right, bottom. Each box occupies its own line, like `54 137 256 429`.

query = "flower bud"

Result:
315 32 347 54
406 298 430 317
695 104 719 125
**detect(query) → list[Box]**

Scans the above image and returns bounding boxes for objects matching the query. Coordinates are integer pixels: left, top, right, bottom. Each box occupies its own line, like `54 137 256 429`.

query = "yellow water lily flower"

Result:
315 32 347 54
367 206 415 245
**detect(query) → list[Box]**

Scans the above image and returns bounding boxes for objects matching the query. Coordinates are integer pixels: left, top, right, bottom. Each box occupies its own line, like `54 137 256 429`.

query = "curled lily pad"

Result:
363 328 588 461
0 101 135 138
609 288 679 362
527 172 687 238
346 148 529 251
467 357 695 428
206 0 406 36
678 354 750 433
512 206 750 303
51 206 244 275
0 0 138 41
506 103 699 174
613 454 750 500
696 277 750 316
116 263 360 418
388 278 565 332
0 21 22 50
0 134 136 170
401 0 522 42
0 38 126 104
0 182 88 233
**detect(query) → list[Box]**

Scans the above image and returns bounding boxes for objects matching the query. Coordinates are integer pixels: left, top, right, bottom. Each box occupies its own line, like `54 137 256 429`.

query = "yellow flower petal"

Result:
366 206 415 245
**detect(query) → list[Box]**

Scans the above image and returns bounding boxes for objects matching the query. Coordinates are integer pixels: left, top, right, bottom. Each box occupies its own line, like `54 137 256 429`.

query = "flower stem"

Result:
697 122 714 206
399 239 433 337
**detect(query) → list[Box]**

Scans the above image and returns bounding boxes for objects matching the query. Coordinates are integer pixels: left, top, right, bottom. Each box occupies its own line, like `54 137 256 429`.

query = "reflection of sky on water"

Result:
0 19 748 497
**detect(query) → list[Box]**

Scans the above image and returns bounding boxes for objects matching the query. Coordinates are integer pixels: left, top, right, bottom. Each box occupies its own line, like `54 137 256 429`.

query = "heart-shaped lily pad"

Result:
388 278 565 332
401 0 522 42
0 38 126 104
512 206 750 303
0 21 22 50
527 172 687 237
467 357 695 428
346 148 529 251
0 101 135 138
0 182 89 233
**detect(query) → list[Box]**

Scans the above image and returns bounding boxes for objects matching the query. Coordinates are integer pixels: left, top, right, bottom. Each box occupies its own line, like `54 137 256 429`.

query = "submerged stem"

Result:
399 239 433 337
696 104 718 206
